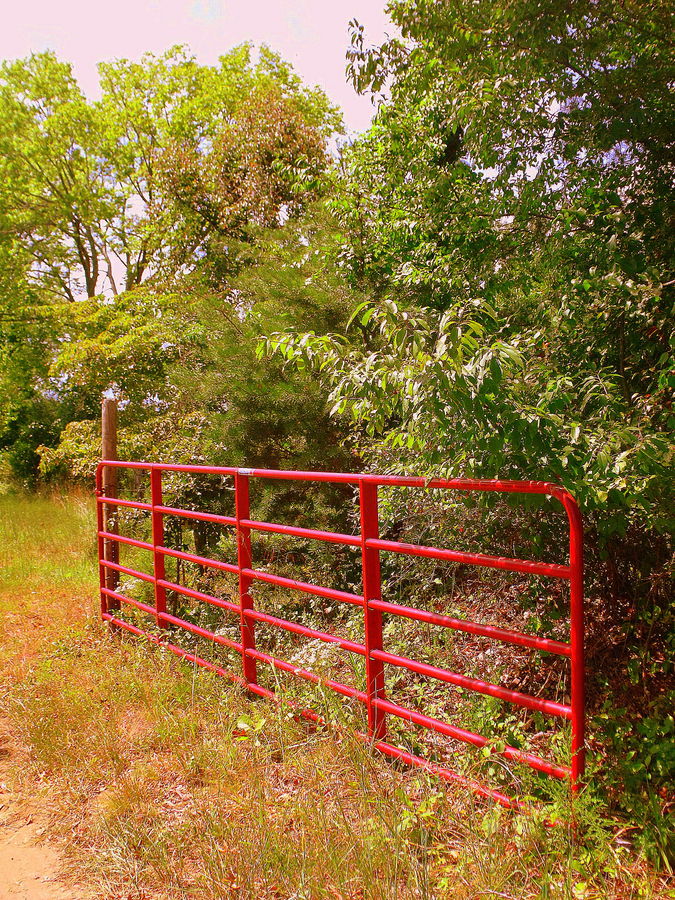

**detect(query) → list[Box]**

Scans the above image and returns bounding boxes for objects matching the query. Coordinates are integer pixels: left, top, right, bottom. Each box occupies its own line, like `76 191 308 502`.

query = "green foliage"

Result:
0 44 340 303
146 206 357 525
0 44 345 482
1 14 673 872
0 235 70 483
271 0 674 541
261 0 675 861
598 707 675 869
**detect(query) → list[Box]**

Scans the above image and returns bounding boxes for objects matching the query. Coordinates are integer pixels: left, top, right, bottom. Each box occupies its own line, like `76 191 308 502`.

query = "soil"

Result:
0 734 89 900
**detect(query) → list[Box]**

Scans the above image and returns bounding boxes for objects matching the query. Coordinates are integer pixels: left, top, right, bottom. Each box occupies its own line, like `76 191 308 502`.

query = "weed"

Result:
0 492 672 898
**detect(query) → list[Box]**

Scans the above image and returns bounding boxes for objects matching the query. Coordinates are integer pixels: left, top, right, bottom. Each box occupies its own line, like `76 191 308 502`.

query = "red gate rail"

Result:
96 462 585 809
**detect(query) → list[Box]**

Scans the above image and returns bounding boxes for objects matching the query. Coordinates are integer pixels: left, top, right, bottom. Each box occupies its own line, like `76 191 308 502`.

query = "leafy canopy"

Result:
268 0 674 540
0 44 344 482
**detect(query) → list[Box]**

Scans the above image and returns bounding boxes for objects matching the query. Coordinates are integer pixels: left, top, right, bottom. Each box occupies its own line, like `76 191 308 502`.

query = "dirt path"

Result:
0 736 89 900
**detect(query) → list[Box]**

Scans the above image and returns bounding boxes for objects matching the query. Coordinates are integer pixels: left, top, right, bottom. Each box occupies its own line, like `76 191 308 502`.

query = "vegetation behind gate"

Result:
0 0 672 881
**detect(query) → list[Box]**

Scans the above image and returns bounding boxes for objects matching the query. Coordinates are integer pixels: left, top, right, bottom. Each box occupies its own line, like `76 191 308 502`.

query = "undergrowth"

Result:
0 491 672 899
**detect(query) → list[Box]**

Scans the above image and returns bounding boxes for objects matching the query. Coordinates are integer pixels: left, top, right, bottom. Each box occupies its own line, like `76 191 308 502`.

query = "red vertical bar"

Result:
150 467 167 627
564 495 585 790
359 480 387 740
96 465 107 618
235 471 257 685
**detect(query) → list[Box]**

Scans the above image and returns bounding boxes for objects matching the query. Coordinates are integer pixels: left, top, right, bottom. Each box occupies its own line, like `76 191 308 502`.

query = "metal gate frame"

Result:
96 462 585 810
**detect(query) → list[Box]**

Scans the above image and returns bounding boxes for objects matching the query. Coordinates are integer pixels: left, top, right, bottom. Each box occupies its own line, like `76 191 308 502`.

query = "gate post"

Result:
565 496 585 791
150 467 167 628
359 480 386 741
235 471 257 686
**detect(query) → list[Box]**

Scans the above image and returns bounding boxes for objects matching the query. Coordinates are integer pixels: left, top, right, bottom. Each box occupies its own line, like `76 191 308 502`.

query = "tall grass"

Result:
0 490 94 589
0 491 670 899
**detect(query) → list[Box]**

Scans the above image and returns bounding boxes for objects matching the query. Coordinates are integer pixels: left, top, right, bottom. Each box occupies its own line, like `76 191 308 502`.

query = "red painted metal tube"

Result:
102 587 156 618
155 505 236 528
99 461 237 474
158 611 243 653
360 480 387 740
96 467 108 618
97 463 571 509
111 463 562 498
248 681 277 701
98 461 155 470
235 472 257 685
99 530 154 552
150 468 167 628
103 606 528 812
100 559 155 585
97 495 153 511
157 545 239 576
236 468 362 483
563 494 585 790
243 607 366 656
368 738 525 810
369 598 571 657
102 613 248 689
241 567 364 608
366 475 569 501
97 462 573 506
373 697 570 780
245 647 368 704
240 518 360 547
97 461 585 803
371 648 572 718
156 578 240 616
367 538 570 580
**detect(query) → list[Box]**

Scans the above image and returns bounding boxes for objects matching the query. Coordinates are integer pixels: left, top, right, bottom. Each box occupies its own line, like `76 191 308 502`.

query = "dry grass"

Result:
0 491 672 899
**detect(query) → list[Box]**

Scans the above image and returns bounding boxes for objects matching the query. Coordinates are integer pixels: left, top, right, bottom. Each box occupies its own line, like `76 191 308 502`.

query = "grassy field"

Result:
0 491 671 899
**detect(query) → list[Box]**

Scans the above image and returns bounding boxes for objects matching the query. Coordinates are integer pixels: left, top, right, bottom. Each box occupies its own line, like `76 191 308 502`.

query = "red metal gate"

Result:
96 462 585 809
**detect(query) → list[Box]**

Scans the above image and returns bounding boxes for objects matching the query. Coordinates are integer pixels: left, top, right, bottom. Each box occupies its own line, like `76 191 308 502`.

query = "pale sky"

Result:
0 0 394 133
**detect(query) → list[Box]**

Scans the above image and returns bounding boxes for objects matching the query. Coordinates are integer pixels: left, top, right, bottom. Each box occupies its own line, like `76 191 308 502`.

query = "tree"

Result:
270 0 674 538
0 53 106 302
262 0 674 856
0 44 340 304
0 232 64 481
0 45 343 481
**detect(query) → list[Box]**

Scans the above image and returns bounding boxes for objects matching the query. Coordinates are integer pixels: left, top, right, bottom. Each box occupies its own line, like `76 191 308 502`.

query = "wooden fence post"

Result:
102 398 119 601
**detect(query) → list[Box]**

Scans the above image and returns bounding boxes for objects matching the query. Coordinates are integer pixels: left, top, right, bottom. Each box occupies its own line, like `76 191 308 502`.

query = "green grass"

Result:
0 490 94 589
0 491 672 899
